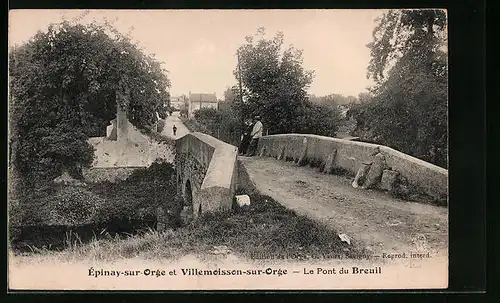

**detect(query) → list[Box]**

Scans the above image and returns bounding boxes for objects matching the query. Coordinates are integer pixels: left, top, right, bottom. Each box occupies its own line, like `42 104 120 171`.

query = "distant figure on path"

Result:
246 115 263 156
173 125 177 136
238 119 254 156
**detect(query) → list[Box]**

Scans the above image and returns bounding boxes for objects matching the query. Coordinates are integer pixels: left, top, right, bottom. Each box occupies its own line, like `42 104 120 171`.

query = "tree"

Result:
358 9 448 167
309 93 359 106
235 28 329 135
357 92 372 103
9 20 171 180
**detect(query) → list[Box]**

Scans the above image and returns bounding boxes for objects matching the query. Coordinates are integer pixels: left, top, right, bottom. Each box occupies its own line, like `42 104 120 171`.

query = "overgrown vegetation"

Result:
9 20 171 182
350 9 448 168
10 160 179 252
13 191 370 261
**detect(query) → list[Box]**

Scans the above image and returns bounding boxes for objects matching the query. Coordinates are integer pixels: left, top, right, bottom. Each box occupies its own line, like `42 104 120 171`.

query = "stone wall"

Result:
257 134 448 200
175 132 238 219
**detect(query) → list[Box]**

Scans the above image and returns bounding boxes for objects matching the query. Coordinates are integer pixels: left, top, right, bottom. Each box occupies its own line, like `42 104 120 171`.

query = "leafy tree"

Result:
194 108 221 131
223 86 241 104
235 28 341 136
357 92 372 103
9 20 171 180
357 9 448 167
309 94 359 106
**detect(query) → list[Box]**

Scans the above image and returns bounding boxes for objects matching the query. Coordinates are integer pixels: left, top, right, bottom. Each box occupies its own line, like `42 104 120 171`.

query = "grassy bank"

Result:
12 191 370 262
10 160 180 252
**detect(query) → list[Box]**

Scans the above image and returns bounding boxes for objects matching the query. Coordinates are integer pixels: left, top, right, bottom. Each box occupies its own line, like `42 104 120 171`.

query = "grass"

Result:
11 191 371 262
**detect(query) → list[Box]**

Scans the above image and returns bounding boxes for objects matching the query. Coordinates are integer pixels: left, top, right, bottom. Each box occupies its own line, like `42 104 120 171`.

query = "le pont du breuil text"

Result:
304 267 382 275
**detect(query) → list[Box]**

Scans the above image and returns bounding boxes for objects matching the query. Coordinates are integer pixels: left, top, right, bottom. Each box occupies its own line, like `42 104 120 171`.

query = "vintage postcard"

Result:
7 9 448 290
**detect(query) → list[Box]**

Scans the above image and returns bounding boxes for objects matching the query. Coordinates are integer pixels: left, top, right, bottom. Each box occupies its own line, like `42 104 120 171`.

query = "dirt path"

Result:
161 111 190 139
240 156 448 257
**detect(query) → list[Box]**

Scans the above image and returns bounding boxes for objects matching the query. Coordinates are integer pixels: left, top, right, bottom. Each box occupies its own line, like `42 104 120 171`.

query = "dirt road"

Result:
161 112 190 139
239 156 448 257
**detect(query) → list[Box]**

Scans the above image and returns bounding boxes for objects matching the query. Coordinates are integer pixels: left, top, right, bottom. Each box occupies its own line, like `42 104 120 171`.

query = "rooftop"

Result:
189 93 218 103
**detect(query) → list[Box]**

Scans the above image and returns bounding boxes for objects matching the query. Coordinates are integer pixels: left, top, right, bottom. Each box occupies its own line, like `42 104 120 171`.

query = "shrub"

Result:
157 119 166 133
18 183 106 227
90 160 179 224
15 125 95 181
48 186 106 226
14 160 179 229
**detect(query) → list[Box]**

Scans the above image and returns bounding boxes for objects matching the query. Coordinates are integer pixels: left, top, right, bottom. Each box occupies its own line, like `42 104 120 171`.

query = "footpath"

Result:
239 156 448 257
161 112 190 139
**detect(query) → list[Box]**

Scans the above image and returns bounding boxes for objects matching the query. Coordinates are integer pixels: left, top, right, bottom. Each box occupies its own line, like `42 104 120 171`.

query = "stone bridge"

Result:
169 130 448 256
174 132 238 221
87 105 448 255
172 132 448 218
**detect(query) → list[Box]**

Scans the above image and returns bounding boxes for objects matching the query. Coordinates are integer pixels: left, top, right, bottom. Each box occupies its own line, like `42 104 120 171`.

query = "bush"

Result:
14 160 179 229
157 119 166 133
48 186 106 226
90 160 179 223
294 102 342 137
18 183 105 227
191 107 243 146
15 125 95 181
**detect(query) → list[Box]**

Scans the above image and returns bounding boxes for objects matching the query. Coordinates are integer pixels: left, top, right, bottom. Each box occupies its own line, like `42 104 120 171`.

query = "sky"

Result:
9 9 387 99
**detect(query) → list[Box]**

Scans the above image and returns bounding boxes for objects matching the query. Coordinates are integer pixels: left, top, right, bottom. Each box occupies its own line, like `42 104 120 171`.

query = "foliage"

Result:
92 162 179 224
190 107 242 146
235 28 342 137
15 124 95 181
9 20 171 180
354 9 448 167
14 192 370 261
194 108 221 128
295 102 342 137
179 108 188 118
309 93 359 106
14 160 179 230
156 119 166 133
15 182 104 227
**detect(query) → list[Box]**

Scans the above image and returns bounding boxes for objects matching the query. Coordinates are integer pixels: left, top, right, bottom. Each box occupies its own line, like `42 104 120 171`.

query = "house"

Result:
188 92 218 118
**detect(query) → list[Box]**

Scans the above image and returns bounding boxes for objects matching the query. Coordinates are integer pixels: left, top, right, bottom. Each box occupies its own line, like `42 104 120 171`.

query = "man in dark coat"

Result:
238 119 254 155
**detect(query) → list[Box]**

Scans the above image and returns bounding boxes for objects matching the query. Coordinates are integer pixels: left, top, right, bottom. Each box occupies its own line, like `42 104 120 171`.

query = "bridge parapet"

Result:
175 132 238 220
257 134 448 201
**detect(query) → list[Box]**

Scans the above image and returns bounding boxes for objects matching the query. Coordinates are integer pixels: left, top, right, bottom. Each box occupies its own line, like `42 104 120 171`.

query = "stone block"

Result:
380 169 399 192
236 194 251 207
363 152 387 189
297 138 308 166
323 149 338 174
259 146 267 157
156 206 168 231
352 163 371 188
277 146 285 160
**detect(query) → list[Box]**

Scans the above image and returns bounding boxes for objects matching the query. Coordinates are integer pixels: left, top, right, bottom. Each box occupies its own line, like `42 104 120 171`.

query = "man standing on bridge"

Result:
246 115 263 156
173 125 177 136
